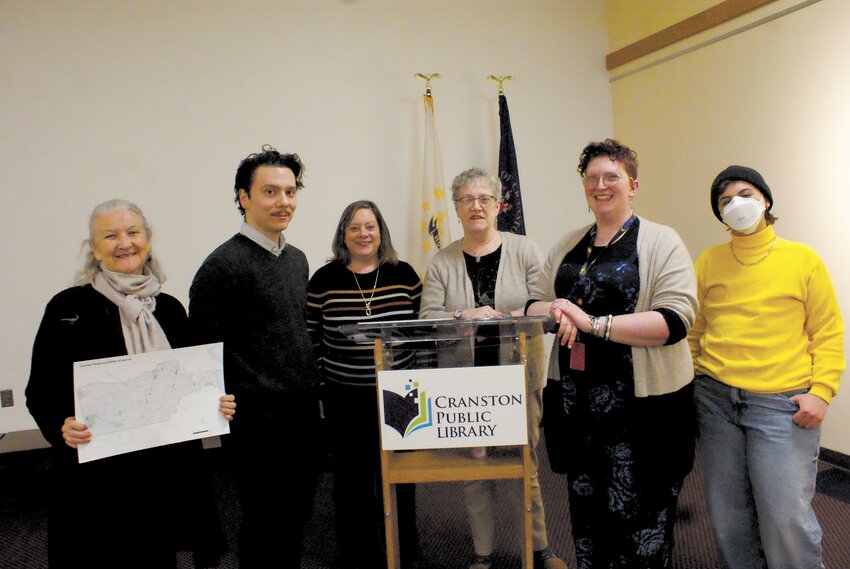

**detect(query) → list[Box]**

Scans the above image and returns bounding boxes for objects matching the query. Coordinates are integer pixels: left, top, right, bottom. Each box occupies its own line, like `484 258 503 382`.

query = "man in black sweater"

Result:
189 145 322 569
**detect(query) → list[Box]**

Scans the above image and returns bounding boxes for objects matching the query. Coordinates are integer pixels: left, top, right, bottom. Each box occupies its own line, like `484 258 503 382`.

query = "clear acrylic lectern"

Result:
340 315 551 569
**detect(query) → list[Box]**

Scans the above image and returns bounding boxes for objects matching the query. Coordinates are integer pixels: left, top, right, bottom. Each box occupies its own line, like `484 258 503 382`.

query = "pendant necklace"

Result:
574 215 636 306
465 234 499 263
353 266 380 316
730 238 777 266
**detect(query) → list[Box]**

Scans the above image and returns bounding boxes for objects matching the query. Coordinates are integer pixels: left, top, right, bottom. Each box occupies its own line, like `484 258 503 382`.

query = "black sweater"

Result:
189 233 320 397
26 284 191 459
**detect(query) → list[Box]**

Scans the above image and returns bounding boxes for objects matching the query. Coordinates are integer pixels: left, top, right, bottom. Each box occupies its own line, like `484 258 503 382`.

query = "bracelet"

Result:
453 308 463 320
604 314 614 341
591 316 599 337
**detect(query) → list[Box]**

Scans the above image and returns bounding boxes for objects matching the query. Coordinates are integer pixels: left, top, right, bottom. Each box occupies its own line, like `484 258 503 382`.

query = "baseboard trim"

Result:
0 429 50 454
820 447 850 471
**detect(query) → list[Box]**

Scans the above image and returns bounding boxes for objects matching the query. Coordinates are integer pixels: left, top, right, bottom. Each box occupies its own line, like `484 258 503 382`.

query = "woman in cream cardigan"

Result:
526 139 697 569
420 168 565 569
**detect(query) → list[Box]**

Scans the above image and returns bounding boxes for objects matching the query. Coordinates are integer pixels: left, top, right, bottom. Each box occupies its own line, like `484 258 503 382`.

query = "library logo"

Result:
382 379 432 438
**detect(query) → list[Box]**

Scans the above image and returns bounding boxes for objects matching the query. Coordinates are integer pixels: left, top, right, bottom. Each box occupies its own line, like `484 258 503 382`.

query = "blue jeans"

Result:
694 375 823 569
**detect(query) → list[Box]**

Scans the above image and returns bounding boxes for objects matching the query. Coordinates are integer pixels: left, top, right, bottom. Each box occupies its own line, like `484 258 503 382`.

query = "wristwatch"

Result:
453 308 463 320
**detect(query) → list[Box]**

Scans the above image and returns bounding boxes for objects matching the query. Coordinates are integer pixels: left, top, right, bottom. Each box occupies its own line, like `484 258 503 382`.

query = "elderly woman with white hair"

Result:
26 199 235 568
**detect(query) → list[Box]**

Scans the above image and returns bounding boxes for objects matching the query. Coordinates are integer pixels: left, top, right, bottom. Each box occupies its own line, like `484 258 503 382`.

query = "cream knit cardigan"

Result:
420 232 547 390
531 216 698 397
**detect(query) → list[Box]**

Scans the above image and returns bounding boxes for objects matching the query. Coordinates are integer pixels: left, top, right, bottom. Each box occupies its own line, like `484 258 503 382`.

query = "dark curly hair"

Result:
233 144 305 216
576 138 638 180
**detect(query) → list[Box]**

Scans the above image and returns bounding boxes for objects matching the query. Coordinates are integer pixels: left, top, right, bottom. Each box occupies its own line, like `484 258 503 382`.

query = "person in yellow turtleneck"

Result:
688 165 844 569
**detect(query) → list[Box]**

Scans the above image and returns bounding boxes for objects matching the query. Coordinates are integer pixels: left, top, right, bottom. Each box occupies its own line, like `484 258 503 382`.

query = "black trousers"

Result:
324 382 418 568
224 391 324 569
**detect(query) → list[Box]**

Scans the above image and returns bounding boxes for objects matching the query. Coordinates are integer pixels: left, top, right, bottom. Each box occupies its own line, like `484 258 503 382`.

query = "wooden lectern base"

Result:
382 446 533 569
385 448 527 484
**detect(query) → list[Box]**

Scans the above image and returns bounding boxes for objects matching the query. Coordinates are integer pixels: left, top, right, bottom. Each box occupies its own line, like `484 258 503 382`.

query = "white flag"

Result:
412 93 450 275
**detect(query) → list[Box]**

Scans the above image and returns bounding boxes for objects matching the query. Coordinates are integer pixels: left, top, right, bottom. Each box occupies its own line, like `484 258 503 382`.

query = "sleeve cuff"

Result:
809 383 835 404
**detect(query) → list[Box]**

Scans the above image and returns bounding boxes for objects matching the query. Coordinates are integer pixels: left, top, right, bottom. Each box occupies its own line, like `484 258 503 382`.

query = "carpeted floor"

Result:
2 441 849 568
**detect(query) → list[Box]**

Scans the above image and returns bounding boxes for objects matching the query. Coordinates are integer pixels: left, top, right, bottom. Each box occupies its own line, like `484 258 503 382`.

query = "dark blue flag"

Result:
496 93 526 235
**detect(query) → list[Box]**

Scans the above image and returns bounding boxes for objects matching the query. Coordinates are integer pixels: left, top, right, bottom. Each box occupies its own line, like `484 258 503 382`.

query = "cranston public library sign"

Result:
377 364 528 451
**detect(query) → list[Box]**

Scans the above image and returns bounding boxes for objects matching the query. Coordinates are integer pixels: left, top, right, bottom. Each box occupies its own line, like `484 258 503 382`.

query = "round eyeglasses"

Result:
582 173 630 189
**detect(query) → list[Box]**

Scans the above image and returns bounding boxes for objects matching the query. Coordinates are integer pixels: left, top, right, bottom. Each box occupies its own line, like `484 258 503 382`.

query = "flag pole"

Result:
487 74 513 95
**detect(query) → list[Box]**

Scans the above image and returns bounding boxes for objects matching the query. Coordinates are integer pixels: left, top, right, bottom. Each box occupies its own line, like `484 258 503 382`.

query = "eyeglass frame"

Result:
581 172 634 189
452 195 499 208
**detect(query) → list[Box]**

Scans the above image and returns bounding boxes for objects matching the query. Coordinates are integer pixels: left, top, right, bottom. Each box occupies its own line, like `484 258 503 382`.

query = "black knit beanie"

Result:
710 165 773 221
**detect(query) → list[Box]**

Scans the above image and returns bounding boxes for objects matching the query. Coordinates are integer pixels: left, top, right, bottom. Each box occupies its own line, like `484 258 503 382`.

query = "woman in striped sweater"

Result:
307 200 422 569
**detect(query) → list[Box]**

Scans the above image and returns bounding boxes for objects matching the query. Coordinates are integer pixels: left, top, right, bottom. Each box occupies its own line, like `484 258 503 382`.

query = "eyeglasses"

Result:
581 173 630 189
454 195 497 207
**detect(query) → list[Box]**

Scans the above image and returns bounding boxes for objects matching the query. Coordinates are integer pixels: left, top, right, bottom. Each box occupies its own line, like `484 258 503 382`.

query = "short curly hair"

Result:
576 138 638 180
450 167 502 202
233 145 305 216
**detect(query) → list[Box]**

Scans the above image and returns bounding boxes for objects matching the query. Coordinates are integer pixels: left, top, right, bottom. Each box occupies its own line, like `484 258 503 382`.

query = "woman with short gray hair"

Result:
421 168 566 569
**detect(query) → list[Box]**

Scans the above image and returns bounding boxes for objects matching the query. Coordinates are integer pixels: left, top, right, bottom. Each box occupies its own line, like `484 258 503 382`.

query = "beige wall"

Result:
9 0 841 457
606 0 723 51
0 0 612 435
609 0 850 454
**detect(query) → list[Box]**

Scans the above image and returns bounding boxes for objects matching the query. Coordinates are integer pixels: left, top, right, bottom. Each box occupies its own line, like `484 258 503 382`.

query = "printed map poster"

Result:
73 342 228 463
378 364 527 451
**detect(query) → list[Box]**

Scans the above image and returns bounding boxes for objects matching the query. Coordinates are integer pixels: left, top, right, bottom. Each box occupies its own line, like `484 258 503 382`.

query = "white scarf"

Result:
92 267 171 355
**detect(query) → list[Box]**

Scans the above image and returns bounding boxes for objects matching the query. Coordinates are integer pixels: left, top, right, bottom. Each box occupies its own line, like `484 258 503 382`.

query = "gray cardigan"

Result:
530 216 698 397
420 232 547 390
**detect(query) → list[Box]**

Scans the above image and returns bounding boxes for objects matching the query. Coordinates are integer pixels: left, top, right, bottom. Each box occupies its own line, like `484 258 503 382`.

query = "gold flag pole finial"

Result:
487 74 513 95
415 72 442 96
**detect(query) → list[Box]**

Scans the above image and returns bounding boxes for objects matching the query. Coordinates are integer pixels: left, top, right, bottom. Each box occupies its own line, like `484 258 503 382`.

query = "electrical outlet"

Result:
0 389 13 407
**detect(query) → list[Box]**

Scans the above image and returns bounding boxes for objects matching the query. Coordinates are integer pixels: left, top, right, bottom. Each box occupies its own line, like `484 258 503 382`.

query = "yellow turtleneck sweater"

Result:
688 225 844 403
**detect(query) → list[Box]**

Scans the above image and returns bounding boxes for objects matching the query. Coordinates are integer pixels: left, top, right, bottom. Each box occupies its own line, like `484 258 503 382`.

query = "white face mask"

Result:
721 196 765 234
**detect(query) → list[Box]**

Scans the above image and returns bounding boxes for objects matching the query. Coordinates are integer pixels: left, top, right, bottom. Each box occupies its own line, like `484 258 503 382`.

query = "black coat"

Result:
26 284 223 568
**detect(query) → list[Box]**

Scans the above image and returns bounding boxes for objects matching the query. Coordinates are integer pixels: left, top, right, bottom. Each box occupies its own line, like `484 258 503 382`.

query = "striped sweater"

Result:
307 260 422 386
